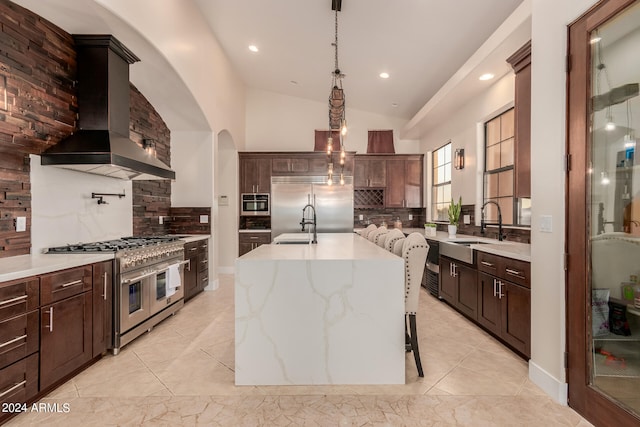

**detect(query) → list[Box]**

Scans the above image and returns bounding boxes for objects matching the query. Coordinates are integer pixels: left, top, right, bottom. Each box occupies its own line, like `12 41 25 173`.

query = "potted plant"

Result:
424 222 437 237
448 196 461 237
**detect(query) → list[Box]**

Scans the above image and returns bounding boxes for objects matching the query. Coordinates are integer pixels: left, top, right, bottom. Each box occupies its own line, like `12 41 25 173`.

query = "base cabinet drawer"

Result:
0 277 39 321
0 311 39 370
40 265 92 305
0 353 38 407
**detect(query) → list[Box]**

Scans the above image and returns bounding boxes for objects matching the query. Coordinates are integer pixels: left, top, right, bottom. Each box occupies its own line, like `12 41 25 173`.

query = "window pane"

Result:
443 184 451 203
501 137 514 167
486 144 500 171
486 118 501 146
498 197 514 225
444 144 451 163
486 174 498 198
498 169 513 197
437 149 445 166
501 109 515 139
433 151 439 169
444 166 451 182
483 200 498 222
437 166 444 184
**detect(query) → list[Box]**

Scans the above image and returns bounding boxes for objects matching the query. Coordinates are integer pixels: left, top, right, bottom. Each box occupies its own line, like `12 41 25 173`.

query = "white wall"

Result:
30 155 133 254
528 0 600 404
246 89 420 154
170 131 214 207
217 131 238 272
418 73 515 207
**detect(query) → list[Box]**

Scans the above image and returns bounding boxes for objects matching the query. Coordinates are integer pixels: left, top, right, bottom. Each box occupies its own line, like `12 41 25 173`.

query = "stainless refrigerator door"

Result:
271 181 312 241
313 181 354 233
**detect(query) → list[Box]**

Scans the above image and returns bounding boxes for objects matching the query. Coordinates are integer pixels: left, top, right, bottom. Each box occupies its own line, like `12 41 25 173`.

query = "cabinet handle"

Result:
60 279 83 289
46 307 54 332
202 277 208 283
451 263 458 277
0 380 27 399
103 272 108 301
0 295 27 307
493 279 497 297
190 247 198 251
481 261 495 268
497 281 504 299
201 260 208 264
506 268 523 278
249 237 260 240
0 334 27 349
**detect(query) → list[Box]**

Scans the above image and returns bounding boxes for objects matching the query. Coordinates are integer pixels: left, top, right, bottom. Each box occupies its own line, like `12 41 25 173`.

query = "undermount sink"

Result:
273 233 314 245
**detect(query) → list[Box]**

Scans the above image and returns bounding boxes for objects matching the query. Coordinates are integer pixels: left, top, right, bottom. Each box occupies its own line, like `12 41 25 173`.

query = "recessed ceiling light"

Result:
479 73 494 81
590 36 602 44
248 45 259 53
289 80 298 85
391 103 398 107
379 72 390 79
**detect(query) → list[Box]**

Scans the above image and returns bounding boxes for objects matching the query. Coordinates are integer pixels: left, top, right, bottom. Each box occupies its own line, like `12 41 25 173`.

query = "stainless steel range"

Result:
47 236 189 354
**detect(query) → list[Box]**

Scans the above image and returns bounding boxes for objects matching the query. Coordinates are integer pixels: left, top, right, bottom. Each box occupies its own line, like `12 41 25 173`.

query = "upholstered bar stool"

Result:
368 226 388 245
360 224 377 238
384 229 405 252
402 232 429 377
376 228 392 248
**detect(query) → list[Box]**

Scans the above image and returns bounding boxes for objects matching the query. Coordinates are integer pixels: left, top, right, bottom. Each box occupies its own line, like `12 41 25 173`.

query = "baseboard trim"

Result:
529 360 568 405
204 278 219 291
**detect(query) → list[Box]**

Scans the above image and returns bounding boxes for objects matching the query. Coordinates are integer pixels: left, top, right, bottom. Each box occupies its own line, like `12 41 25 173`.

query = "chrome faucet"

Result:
300 203 318 244
481 200 505 241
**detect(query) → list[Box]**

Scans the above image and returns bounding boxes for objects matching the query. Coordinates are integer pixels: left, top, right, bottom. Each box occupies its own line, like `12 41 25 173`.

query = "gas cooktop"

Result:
46 236 181 253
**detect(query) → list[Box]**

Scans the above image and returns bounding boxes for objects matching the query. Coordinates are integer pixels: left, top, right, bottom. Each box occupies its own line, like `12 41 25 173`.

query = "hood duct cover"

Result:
40 35 175 180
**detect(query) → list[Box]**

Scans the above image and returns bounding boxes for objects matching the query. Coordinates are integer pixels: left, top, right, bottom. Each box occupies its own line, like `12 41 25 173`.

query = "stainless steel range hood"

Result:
41 35 175 180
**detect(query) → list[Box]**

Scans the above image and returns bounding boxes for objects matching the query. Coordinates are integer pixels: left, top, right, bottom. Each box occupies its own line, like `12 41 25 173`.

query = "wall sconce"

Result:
454 148 465 170
142 139 156 156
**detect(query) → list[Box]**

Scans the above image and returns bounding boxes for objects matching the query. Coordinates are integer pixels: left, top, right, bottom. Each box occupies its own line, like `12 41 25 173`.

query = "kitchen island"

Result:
235 232 405 385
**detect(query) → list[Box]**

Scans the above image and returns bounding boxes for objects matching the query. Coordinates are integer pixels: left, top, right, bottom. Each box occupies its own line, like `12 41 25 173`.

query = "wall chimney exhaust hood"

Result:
41 35 176 180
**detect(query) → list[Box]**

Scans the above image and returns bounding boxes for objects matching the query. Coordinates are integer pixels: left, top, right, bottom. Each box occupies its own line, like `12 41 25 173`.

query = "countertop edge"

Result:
178 234 211 243
0 253 115 283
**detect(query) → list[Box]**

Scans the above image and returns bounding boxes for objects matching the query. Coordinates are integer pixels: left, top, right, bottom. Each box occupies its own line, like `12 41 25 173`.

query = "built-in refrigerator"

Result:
271 176 354 241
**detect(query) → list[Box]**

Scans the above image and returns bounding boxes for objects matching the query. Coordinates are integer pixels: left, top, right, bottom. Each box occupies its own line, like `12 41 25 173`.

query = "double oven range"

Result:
47 236 189 354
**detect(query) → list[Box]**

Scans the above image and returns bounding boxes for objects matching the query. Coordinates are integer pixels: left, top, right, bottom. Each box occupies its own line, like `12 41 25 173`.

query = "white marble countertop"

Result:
355 228 531 262
0 234 211 284
241 232 398 261
175 234 210 243
0 253 115 283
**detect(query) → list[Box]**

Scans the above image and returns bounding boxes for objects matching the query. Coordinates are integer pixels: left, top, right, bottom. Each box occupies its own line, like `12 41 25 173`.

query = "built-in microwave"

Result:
241 193 270 216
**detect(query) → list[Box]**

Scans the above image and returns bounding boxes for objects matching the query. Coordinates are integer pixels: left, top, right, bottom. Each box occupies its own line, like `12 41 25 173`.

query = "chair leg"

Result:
405 317 411 352
409 314 423 377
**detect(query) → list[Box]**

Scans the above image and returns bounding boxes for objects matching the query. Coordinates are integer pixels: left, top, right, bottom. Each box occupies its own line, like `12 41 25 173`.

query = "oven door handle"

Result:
178 259 191 271
122 270 158 285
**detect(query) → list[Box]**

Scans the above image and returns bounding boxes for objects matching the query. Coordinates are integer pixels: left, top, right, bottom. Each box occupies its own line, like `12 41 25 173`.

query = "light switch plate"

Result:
16 216 26 232
540 215 553 233
219 195 229 206
463 214 471 225
159 216 164 225
200 215 209 224
358 214 364 221
408 214 413 220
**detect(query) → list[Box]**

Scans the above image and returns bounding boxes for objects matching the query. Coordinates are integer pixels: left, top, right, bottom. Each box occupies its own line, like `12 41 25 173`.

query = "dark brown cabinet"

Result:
385 156 423 208
92 261 113 357
354 155 386 188
239 232 271 256
477 251 531 357
184 239 209 301
0 276 39 417
439 256 478 320
39 265 93 390
272 157 309 174
507 40 531 199
239 154 272 194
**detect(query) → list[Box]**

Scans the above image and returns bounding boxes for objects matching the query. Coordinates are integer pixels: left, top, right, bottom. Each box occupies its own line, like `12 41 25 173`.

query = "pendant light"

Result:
327 1 347 185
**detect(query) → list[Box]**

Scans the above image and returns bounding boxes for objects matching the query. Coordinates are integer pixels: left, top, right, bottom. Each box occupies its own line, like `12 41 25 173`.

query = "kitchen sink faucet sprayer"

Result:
480 200 505 241
300 195 318 244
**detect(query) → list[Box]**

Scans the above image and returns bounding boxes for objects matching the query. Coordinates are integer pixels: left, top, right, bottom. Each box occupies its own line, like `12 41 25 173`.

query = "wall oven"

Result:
241 193 270 216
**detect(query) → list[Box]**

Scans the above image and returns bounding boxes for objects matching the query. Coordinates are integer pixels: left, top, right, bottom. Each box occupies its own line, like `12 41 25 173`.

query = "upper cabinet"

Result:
385 155 423 208
354 155 387 188
506 40 531 199
354 154 423 209
239 153 272 194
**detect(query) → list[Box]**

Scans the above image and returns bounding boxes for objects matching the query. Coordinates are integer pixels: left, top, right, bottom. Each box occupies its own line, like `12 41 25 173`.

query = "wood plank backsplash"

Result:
0 0 173 257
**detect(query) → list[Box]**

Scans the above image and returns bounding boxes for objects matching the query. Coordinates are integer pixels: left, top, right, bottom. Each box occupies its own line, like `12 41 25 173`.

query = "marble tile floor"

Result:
7 274 593 426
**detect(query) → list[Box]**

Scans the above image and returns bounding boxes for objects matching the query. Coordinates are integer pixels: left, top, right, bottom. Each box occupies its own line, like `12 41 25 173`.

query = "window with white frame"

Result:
432 142 452 221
